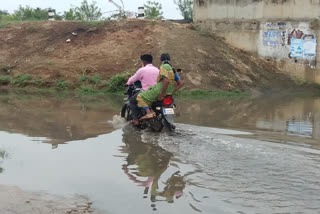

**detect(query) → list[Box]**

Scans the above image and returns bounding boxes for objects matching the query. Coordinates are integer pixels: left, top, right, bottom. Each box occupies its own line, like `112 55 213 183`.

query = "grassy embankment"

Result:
0 72 247 99
0 17 245 98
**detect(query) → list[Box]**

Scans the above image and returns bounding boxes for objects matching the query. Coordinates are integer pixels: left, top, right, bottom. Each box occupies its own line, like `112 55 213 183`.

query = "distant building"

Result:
193 0 320 84
48 9 55 21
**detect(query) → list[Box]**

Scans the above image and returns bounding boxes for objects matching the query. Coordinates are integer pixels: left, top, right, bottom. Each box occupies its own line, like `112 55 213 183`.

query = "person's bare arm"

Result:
173 79 184 94
158 77 169 101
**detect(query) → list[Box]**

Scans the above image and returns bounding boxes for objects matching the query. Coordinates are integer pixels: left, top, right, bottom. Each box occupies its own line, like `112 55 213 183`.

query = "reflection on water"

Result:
0 148 9 173
1 91 320 213
0 90 120 144
121 126 185 210
0 124 320 213
1 90 319 146
176 94 320 143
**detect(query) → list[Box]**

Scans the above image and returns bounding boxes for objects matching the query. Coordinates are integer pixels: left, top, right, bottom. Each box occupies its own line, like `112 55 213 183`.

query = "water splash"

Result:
108 115 127 129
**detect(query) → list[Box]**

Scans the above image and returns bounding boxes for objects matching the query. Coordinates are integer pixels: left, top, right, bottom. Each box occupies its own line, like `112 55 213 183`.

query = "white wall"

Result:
193 0 320 83
194 0 320 21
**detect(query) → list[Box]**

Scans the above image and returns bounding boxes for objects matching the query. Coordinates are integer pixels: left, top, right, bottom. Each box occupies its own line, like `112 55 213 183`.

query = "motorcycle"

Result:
121 81 176 132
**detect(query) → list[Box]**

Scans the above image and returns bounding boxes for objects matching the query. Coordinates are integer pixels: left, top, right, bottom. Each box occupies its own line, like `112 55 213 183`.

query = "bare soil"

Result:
0 184 101 214
0 19 300 91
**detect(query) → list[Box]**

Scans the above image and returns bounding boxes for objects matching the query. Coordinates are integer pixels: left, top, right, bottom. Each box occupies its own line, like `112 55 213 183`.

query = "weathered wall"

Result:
194 0 320 20
194 0 320 83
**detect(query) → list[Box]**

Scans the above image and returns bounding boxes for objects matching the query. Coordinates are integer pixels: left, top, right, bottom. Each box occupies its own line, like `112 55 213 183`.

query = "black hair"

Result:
160 53 177 73
140 54 153 63
160 53 170 62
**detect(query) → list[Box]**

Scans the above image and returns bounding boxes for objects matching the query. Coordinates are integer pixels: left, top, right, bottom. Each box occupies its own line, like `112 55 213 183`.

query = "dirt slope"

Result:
0 19 297 91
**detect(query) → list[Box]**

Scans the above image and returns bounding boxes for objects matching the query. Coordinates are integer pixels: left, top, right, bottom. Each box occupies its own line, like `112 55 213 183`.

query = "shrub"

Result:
79 75 88 83
0 75 11 85
12 74 31 86
105 73 129 92
28 78 44 86
79 85 97 94
89 75 101 85
55 79 71 89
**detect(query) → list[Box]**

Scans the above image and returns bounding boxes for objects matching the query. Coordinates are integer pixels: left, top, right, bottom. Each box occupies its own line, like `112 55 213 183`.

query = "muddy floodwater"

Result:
0 90 320 214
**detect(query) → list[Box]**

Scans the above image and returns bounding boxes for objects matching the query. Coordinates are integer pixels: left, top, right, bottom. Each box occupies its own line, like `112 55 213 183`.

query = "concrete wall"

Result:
193 0 320 83
194 0 320 20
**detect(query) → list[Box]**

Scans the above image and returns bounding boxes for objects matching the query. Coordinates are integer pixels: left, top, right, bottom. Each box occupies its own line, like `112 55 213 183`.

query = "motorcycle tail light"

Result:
163 96 173 105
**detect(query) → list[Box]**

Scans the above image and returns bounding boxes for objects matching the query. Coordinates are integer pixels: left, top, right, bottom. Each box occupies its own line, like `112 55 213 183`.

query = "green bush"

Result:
12 74 31 86
79 85 98 94
55 79 71 89
79 75 88 83
105 73 129 92
0 75 12 85
28 78 44 86
83 20 105 26
89 75 101 85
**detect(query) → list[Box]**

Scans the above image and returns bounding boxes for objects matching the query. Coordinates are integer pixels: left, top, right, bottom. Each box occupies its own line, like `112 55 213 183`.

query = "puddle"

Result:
0 91 320 213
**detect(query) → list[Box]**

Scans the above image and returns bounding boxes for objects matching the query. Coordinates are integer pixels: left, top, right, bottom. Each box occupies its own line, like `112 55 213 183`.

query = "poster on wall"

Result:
290 39 304 58
290 38 317 58
303 39 316 57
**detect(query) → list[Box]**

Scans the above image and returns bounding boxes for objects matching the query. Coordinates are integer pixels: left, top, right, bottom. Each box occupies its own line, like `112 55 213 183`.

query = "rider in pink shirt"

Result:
126 54 159 91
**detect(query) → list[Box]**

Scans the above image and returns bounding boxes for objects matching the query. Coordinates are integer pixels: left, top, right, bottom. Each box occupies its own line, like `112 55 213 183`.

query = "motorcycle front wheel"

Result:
121 104 132 121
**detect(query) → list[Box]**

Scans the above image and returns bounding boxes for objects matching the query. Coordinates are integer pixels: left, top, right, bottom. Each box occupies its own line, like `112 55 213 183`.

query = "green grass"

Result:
0 75 11 85
0 15 22 28
291 76 307 85
0 73 248 99
55 79 72 90
78 85 98 94
89 75 101 85
314 83 320 90
12 74 32 87
0 74 46 87
79 75 88 83
104 73 130 93
83 20 106 27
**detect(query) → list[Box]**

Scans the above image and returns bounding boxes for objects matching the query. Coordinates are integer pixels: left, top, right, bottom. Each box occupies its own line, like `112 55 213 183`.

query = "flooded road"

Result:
0 90 320 214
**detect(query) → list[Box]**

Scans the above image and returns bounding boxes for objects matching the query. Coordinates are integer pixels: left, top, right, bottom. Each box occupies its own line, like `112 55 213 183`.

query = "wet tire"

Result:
163 115 175 132
163 119 174 132
121 104 132 121
150 119 164 132
121 104 127 118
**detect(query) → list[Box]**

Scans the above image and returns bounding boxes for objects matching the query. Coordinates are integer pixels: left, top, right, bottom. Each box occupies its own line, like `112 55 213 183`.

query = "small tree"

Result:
32 7 48 20
75 0 102 21
0 10 9 16
14 6 34 20
144 1 163 20
13 6 48 20
0 10 9 22
174 0 193 21
63 8 77 20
